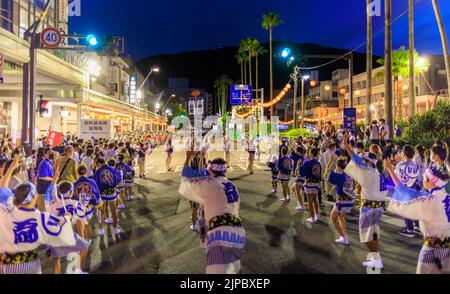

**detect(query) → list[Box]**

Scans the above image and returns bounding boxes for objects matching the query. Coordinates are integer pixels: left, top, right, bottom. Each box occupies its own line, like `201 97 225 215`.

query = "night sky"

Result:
69 0 450 60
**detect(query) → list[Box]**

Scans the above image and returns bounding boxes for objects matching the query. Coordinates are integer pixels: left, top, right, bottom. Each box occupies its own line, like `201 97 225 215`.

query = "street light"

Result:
137 66 160 93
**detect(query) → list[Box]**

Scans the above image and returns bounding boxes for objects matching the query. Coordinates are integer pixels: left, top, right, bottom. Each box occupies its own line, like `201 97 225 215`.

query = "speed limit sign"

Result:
40 27 62 48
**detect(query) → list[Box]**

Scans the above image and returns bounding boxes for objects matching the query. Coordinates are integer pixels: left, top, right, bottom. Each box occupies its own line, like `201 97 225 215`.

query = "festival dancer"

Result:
300 148 322 223
342 133 387 269
394 145 421 238
385 157 450 274
277 146 292 202
324 156 354 245
73 165 103 241
93 158 122 236
46 179 91 274
179 152 245 274
0 156 76 274
291 145 306 210
267 154 279 194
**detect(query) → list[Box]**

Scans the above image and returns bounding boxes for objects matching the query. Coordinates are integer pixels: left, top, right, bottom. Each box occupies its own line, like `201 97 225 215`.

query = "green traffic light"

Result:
86 34 98 47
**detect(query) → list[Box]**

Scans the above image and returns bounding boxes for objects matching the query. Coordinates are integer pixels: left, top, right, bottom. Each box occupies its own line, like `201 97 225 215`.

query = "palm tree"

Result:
366 0 373 126
408 0 416 118
432 0 450 94
255 45 267 100
262 12 283 117
377 47 430 119
241 38 260 88
384 0 394 138
214 75 233 115
235 50 246 84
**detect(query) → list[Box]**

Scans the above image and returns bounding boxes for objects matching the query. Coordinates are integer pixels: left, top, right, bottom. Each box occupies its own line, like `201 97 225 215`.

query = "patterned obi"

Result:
0 250 38 265
101 187 117 196
361 199 385 209
209 214 242 231
336 194 353 202
424 236 450 248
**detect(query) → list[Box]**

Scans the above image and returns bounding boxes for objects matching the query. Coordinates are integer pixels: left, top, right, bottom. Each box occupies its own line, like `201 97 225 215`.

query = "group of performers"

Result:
0 137 147 274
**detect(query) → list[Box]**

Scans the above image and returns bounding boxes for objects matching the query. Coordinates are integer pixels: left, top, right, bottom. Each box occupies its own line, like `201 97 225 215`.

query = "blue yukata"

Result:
73 176 103 221
267 161 279 182
300 158 322 196
326 171 354 214
277 156 292 183
93 165 122 202
290 150 302 175
294 155 306 187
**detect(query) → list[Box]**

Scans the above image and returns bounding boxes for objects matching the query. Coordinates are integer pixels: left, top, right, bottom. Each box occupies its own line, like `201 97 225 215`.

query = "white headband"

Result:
19 183 36 205
209 163 227 172
425 169 448 187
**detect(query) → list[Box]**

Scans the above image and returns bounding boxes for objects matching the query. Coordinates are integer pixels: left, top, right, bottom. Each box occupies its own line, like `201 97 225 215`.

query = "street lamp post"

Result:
300 75 310 130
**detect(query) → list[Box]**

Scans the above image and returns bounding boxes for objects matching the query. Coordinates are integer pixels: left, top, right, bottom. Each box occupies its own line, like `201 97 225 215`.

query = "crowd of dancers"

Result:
0 131 165 274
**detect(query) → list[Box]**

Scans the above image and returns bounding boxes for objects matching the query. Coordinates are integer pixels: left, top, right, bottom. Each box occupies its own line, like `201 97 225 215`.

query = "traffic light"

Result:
37 95 49 117
85 34 122 56
86 34 99 47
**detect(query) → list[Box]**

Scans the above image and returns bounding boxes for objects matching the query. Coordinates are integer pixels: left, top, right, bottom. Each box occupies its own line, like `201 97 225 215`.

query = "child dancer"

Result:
267 155 279 194
277 147 292 202
324 156 354 245
300 148 322 223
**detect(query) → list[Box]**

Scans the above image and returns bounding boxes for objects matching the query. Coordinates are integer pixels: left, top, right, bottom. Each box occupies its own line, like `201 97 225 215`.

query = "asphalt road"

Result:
41 147 422 274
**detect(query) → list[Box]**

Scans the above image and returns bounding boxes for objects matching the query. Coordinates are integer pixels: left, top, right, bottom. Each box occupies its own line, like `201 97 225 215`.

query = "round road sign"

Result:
41 27 62 48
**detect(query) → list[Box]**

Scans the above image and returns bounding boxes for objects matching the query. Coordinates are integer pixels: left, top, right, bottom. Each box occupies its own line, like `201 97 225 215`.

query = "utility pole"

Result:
291 66 300 128
301 76 305 129
21 0 55 155
348 52 354 108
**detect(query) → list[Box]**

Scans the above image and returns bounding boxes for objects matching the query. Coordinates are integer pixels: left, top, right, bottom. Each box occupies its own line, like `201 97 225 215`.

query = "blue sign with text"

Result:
277 124 289 131
343 108 357 132
230 84 253 105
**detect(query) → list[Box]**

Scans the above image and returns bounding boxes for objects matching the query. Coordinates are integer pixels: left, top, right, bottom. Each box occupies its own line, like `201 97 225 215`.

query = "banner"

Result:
79 119 113 140
58 0 69 23
343 108 357 133
47 130 63 147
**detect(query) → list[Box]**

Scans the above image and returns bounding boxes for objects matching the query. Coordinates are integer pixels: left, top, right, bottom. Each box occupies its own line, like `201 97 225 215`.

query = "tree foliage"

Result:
402 99 450 148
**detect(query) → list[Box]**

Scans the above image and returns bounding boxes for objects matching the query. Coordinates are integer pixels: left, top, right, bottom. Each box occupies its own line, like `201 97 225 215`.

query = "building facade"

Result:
0 0 166 144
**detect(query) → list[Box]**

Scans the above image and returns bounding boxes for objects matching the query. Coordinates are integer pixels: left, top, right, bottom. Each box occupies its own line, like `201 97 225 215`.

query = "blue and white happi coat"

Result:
389 184 450 274
179 167 246 274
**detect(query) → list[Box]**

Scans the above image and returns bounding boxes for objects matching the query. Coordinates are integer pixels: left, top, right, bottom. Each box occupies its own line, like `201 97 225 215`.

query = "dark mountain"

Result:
137 41 381 94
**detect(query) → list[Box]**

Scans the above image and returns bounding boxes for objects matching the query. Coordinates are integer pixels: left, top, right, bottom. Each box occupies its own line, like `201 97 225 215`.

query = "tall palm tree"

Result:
235 50 246 84
384 0 394 138
255 45 267 100
214 75 233 115
262 12 283 117
432 0 450 94
408 0 416 118
366 0 373 126
241 38 260 88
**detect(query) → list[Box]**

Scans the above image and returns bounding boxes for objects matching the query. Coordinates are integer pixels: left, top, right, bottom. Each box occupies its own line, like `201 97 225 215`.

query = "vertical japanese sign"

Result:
58 0 69 46
343 108 357 133
47 130 63 147
0 53 4 83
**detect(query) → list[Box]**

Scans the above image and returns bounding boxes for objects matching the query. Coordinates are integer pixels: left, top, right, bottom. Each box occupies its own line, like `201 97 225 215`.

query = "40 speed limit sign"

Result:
40 27 62 48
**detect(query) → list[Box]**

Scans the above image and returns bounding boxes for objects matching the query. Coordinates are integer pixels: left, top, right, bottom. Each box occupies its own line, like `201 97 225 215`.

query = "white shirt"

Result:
395 160 420 187
73 152 80 164
81 156 94 177
380 123 390 140
345 155 388 202
369 125 379 140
